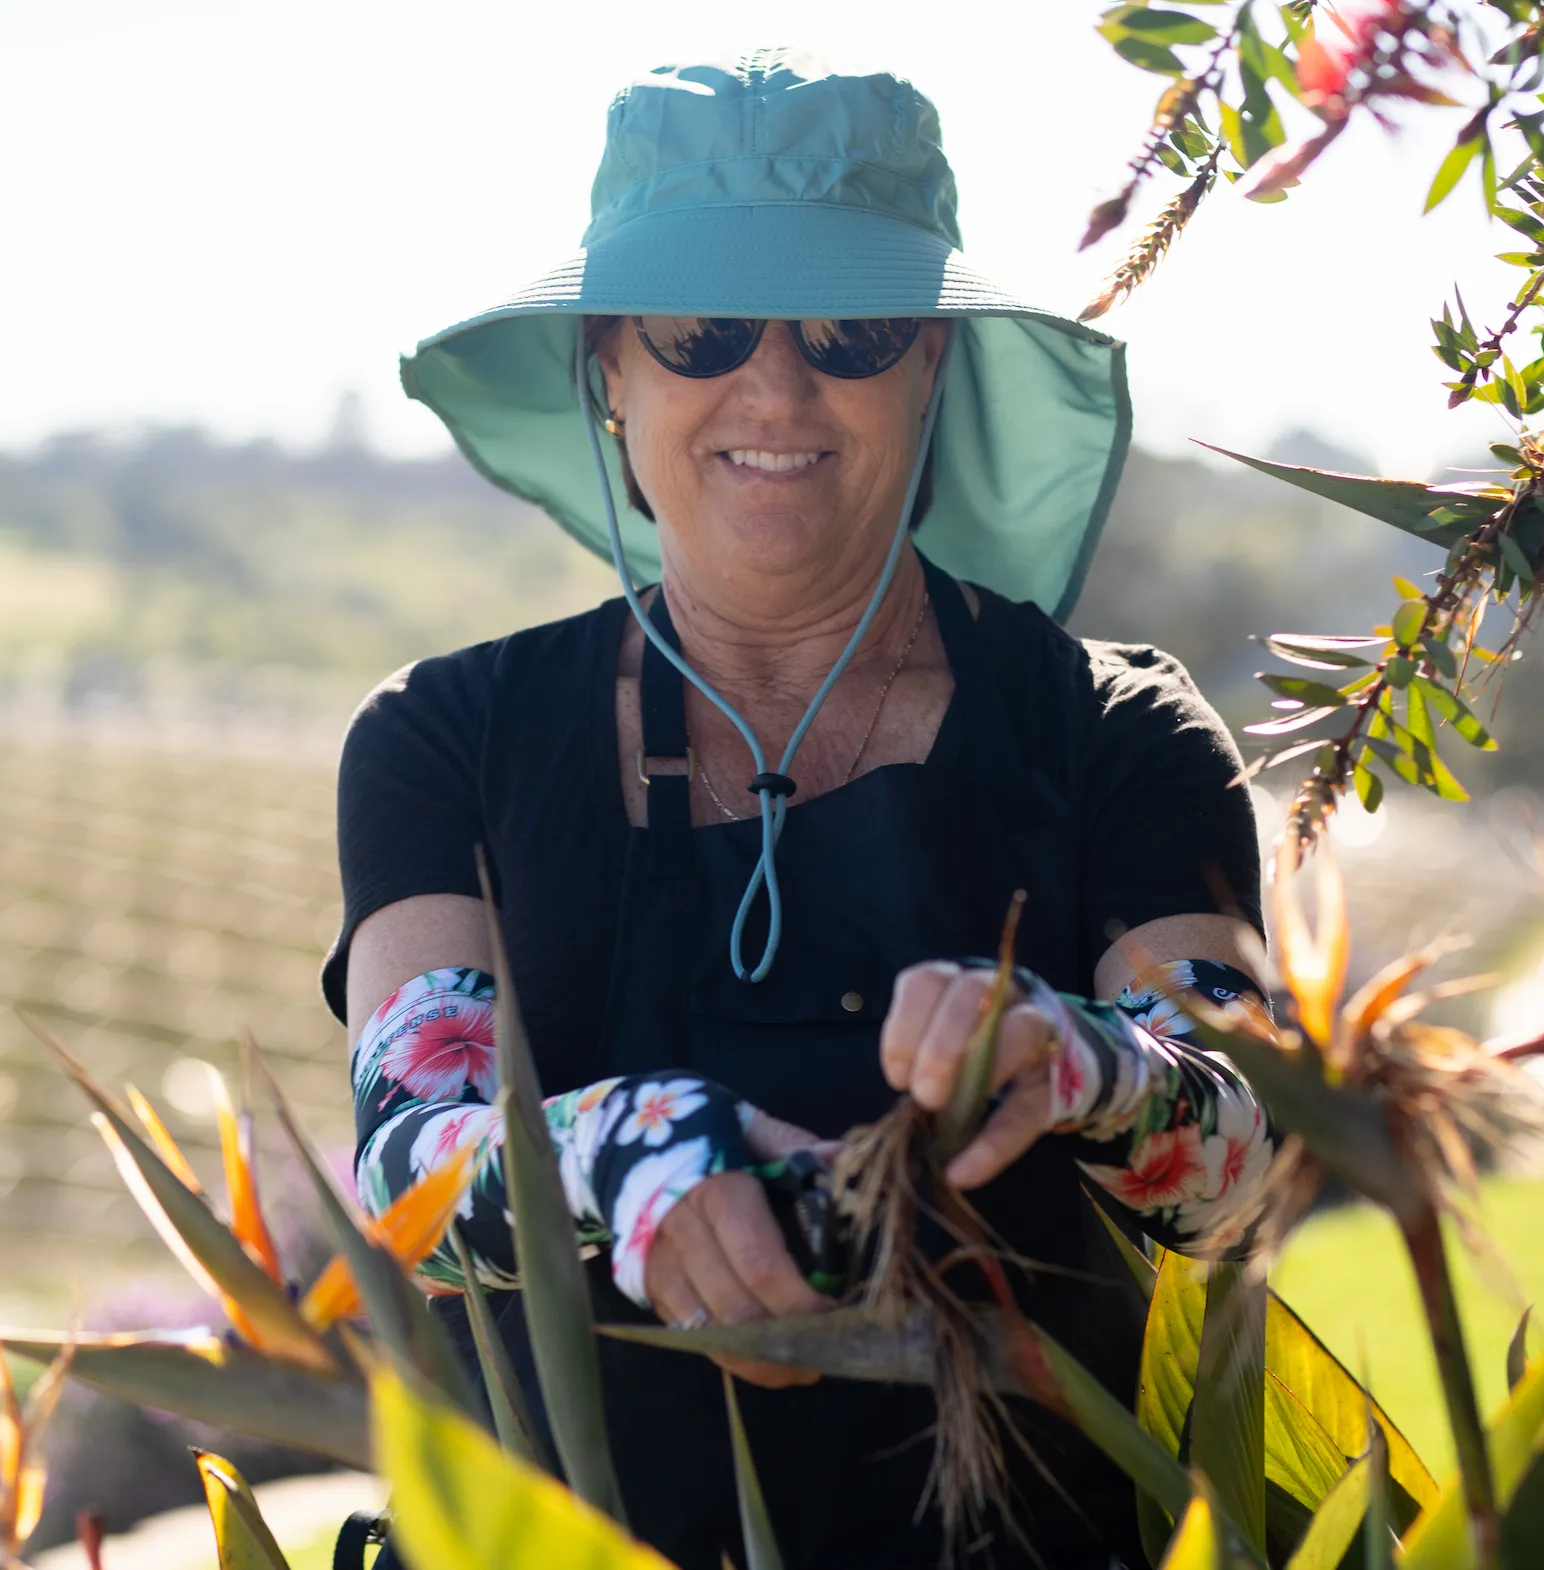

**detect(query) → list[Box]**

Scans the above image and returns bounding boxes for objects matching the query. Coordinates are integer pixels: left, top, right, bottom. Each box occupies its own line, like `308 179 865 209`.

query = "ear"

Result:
916 319 953 399
591 316 628 420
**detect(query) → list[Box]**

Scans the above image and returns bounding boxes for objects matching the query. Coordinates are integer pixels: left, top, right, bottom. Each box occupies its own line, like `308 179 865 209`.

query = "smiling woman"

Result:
325 49 1275 1570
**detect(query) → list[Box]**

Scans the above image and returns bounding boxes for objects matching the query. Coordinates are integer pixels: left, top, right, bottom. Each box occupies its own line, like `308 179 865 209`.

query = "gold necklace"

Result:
695 589 931 823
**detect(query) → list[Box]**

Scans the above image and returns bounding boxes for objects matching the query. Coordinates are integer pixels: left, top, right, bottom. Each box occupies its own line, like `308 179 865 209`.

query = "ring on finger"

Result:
675 1307 710 1331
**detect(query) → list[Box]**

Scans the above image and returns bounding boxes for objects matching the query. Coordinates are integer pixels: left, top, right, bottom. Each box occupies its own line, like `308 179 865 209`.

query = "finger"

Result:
908 969 1000 1112
696 1174 830 1317
660 1185 771 1326
880 961 961 1091
643 1233 709 1329
712 1352 821 1389
944 1076 1053 1190
986 1004 1059 1094
744 1108 823 1162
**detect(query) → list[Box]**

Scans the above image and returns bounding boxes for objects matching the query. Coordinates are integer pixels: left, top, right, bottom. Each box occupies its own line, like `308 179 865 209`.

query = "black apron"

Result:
435 558 1147 1569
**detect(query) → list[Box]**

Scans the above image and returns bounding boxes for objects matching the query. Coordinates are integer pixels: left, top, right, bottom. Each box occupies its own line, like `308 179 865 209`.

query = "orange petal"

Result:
207 1067 283 1286
1274 841 1349 1050
301 1142 478 1331
127 1085 203 1195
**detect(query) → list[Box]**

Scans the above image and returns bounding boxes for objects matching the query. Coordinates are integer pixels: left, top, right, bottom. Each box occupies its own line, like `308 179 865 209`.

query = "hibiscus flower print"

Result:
1081 1124 1208 1214
378 1000 498 1104
614 1079 708 1147
1126 994 1193 1041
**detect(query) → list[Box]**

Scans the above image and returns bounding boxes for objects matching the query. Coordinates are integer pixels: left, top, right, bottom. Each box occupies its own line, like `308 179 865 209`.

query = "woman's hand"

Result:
881 960 1063 1189
643 1109 834 1389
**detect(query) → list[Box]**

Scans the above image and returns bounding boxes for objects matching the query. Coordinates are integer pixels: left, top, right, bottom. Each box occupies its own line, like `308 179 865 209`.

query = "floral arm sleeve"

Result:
1021 959 1278 1256
350 969 756 1308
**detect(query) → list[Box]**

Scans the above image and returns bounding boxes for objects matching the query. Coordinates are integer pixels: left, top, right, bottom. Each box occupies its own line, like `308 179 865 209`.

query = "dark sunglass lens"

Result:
635 316 759 376
796 318 920 378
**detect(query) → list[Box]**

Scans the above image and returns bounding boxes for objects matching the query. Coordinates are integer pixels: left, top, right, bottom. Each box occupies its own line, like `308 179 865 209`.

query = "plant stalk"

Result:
1401 1204 1500 1568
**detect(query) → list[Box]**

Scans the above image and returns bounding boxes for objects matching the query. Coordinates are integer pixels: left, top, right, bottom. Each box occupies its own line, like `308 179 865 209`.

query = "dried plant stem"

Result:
1402 1204 1500 1569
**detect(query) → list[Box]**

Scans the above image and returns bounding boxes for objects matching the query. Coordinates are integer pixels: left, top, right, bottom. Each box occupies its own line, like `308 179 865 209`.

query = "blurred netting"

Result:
0 731 347 1302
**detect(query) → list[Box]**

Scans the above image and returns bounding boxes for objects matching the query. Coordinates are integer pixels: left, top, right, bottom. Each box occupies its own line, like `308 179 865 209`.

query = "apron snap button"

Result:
840 990 864 1013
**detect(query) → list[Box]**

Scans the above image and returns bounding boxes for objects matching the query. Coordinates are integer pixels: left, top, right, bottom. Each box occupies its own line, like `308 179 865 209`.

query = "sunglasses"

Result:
632 315 921 380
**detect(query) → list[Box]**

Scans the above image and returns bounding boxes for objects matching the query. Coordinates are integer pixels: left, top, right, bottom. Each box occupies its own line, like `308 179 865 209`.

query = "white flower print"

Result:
608 1136 715 1306
614 1079 708 1148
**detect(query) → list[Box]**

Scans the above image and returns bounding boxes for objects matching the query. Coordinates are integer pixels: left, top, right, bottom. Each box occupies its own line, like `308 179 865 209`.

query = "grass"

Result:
1271 1171 1544 1479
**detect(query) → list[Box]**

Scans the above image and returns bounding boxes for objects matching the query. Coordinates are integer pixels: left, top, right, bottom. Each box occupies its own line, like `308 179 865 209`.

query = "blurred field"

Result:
1273 1173 1544 1481
0 725 347 1320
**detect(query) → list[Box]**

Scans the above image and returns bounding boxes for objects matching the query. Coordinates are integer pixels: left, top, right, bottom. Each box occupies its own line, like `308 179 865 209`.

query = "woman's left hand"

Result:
880 960 1064 1189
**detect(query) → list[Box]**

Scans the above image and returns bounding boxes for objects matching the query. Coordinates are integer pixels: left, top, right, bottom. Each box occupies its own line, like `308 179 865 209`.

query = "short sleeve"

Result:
321 647 497 1022
1077 641 1263 966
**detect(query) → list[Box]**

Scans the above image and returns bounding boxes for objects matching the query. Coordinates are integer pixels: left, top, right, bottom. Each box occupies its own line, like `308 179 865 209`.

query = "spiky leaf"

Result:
194 1450 292 1569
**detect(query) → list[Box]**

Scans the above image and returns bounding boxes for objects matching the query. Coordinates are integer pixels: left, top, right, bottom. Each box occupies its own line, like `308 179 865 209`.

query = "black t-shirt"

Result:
323 584 1262 1029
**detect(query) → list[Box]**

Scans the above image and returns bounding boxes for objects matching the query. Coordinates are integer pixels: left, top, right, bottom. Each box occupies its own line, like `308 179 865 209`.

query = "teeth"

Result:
727 449 822 472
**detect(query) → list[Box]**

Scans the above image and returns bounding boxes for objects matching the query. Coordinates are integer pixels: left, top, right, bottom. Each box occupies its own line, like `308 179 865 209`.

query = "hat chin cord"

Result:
577 327 950 983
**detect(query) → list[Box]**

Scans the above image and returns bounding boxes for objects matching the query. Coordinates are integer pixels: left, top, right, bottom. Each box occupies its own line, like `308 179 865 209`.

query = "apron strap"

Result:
639 589 694 875
920 554 1056 833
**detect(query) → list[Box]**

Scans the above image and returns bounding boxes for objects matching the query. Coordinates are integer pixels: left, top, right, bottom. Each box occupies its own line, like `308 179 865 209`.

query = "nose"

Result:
731 320 821 409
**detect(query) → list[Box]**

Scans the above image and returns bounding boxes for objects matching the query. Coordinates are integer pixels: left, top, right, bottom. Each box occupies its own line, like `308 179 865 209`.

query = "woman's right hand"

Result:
643 1110 834 1389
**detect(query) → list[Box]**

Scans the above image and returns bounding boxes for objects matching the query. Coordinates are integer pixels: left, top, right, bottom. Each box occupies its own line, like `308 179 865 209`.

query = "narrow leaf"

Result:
370 1362 673 1570
1283 1451 1370 1570
1263 634 1380 671
254 1053 477 1414
1194 1264 1267 1555
1242 707 1342 737
301 1143 478 1331
476 852 626 1521
1364 1416 1392 1570
1426 134 1484 213
0 1330 370 1469
723 1372 786 1570
1508 1308 1532 1394
126 1086 203 1194
449 1225 549 1471
1411 676 1496 750
934 891 1025 1161
25 1022 332 1373
1088 1194 1157 1302
1193 445 1497 547
1257 674 1349 708
208 1066 283 1286
194 1450 292 1570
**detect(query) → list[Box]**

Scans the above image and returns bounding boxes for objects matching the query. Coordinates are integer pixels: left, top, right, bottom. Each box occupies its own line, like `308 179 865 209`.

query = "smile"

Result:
724 449 826 472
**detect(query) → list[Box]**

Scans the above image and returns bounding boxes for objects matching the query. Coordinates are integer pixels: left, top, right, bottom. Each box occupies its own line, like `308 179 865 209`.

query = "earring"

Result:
605 413 626 437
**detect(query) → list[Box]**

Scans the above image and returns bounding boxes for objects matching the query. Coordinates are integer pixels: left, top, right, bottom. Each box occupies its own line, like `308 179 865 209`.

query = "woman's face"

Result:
597 317 950 587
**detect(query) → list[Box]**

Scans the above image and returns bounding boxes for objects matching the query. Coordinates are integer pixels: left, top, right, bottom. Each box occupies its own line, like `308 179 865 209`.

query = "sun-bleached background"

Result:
0 0 1526 477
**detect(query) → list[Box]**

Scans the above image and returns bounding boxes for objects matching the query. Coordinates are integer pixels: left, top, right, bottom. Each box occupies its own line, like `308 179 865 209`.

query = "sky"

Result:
1 0 1532 478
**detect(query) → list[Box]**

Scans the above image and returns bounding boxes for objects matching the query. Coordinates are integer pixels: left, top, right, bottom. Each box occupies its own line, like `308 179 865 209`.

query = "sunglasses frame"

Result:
630 315 921 381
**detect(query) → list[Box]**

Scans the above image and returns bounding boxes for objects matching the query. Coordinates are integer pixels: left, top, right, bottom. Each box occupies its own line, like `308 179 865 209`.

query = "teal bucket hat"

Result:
400 47 1131 621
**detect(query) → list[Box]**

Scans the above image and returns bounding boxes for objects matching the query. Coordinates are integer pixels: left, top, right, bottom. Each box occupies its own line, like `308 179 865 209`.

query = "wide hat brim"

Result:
401 203 1130 619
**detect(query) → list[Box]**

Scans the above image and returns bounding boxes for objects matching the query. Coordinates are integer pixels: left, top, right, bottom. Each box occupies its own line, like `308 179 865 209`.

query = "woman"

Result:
326 52 1276 1570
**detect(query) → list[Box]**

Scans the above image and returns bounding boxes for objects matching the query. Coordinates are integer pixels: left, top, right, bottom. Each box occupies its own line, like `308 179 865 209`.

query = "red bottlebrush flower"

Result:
1298 0 1408 107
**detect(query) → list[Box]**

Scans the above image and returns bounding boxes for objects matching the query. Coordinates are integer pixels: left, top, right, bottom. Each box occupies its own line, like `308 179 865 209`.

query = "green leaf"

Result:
1405 681 1435 750
194 1451 293 1570
1284 1450 1371 1570
1262 635 1381 671
1193 445 1498 548
1421 637 1459 680
1264 1374 1353 1518
370 1361 673 1570
1426 133 1486 212
1114 33 1187 72
476 858 627 1522
1365 1416 1393 1569
1399 1351 1544 1567
1385 656 1415 689
1391 600 1427 649
1088 1194 1158 1302
1173 127 1212 159
1157 142 1191 175
1354 761 1385 814
724 1372 786 1570
1501 530 1537 582
1122 8 1219 43
1194 1264 1267 1555
449 1226 549 1471
1160 1476 1257 1566
1242 706 1343 738
1509 1308 1532 1394
1410 676 1496 750
0 1330 370 1470
1258 674 1350 707
1264 1295 1435 1524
